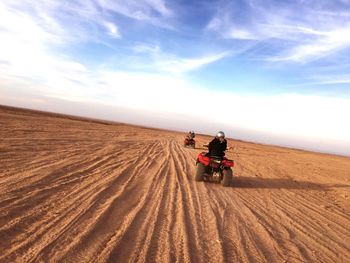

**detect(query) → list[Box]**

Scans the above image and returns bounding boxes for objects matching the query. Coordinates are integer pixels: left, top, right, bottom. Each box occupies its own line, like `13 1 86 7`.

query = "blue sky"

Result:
1 0 350 155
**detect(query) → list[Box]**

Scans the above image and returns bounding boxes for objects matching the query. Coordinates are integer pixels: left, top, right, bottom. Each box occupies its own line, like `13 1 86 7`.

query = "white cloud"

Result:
304 74 350 85
145 0 172 17
270 27 350 62
207 1 350 62
128 43 231 74
0 3 88 90
108 0 172 18
227 28 258 40
207 13 259 40
0 0 125 46
155 52 230 74
95 0 174 28
132 44 160 54
0 0 226 95
102 21 121 38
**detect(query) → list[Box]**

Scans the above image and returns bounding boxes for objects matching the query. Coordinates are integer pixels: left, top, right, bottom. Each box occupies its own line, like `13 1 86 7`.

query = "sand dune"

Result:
0 106 349 263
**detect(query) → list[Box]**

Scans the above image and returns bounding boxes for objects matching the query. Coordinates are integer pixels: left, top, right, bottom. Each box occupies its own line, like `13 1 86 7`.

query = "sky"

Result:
1 0 350 156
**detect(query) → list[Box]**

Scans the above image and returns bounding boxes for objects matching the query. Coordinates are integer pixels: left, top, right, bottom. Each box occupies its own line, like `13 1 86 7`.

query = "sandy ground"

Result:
0 105 349 263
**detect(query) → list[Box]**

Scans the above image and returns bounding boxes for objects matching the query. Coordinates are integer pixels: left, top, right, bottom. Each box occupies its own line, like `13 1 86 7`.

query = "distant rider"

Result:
186 131 195 140
208 131 227 158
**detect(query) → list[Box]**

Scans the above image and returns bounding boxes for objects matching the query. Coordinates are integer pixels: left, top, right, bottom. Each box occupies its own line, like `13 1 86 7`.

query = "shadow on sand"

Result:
230 176 350 190
232 176 350 191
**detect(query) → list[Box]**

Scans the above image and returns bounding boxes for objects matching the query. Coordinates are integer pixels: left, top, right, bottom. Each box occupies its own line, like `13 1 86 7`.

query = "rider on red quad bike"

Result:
184 131 196 148
187 131 195 140
208 131 227 158
195 131 233 187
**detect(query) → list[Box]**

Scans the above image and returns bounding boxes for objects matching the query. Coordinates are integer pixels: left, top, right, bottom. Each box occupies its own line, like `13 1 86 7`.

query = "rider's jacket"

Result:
208 138 227 157
187 133 195 140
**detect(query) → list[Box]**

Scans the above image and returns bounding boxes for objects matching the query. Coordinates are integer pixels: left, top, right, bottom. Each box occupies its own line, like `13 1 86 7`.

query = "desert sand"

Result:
0 105 349 263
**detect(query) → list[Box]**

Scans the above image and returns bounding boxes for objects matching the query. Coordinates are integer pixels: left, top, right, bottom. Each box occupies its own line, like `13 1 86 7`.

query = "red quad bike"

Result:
184 138 196 149
195 152 234 187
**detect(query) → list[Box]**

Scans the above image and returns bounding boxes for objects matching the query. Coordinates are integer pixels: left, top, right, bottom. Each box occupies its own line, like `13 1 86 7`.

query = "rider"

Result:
187 131 195 140
208 131 227 158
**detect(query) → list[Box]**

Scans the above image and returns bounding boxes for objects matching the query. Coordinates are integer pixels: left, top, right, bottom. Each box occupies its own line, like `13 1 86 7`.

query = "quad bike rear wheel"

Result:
221 169 232 187
195 162 205 181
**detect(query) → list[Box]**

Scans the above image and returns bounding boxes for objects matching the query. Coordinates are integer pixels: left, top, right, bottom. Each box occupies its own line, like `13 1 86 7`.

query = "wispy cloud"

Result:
270 27 350 62
132 44 160 54
102 21 121 38
0 0 174 47
0 1 90 83
145 0 173 17
154 52 230 74
0 1 108 46
95 0 174 29
0 0 226 92
207 0 350 63
128 43 231 74
305 74 350 85
98 0 173 18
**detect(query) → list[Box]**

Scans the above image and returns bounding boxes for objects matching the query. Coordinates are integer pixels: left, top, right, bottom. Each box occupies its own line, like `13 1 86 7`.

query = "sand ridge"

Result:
0 106 349 262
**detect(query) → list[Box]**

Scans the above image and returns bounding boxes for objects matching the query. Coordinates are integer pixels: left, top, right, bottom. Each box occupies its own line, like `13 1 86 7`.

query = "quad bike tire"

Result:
195 162 205 181
221 169 233 187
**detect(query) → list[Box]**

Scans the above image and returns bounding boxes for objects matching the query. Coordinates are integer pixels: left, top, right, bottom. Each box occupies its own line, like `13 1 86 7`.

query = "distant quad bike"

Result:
195 152 234 187
184 138 196 149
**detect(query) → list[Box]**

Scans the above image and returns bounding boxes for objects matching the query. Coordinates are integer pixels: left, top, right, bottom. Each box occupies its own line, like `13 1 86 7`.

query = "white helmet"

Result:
216 131 225 138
